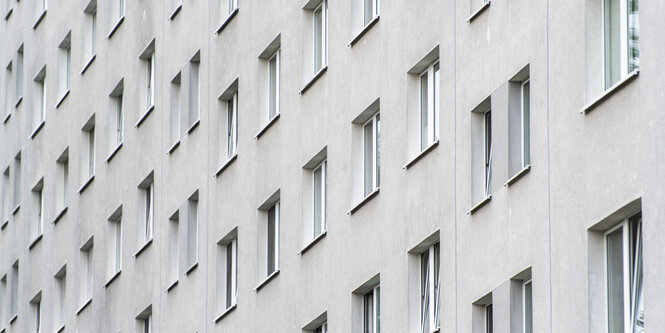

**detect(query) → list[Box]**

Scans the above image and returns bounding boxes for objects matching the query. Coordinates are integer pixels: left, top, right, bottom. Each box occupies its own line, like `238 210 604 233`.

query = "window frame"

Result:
145 183 154 242
146 52 155 110
226 92 238 159
363 0 379 26
312 0 328 75
420 242 440 333
419 61 439 151
312 160 327 238
483 109 492 197
363 285 380 333
116 94 124 146
225 238 238 309
602 0 639 89
268 50 280 120
485 303 493 333
266 202 280 276
363 113 380 197
520 79 530 168
523 279 533 333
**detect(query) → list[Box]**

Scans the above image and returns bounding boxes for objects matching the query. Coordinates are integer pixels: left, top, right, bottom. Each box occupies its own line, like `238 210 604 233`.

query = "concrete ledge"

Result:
213 304 237 323
28 234 43 250
403 141 439 169
107 16 125 39
185 262 199 275
133 239 153 258
215 154 238 177
165 279 178 292
76 298 92 316
78 175 95 194
8 314 16 324
104 270 121 288
467 195 491 215
300 66 328 95
169 4 182 20
53 206 68 224
11 205 20 216
55 324 65 333
467 1 490 23
298 231 327 255
3 112 10 124
14 96 22 108
504 164 530 187
1 219 7 230
4 7 12 20
215 8 238 34
186 119 200 135
32 10 46 29
55 90 70 109
29 121 45 139
581 70 639 114
80 55 96 75
348 16 379 46
348 188 380 215
167 140 180 155
254 270 280 292
135 105 154 128
254 114 280 139
105 143 123 163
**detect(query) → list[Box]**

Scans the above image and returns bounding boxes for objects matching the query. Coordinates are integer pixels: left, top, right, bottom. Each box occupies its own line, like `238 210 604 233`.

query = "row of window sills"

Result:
104 270 121 288
106 142 123 164
216 8 239 34
403 141 439 169
29 120 45 140
133 238 153 258
300 66 328 95
27 233 42 250
55 89 70 109
504 164 531 187
76 298 92 316
467 195 491 215
213 303 237 324
80 54 96 75
467 1 490 23
298 231 327 256
581 70 639 114
32 10 46 30
214 153 238 177
52 206 68 224
348 188 380 215
168 3 182 21
107 16 125 40
135 104 155 128
254 114 280 139
78 175 95 194
254 269 280 292
348 16 380 47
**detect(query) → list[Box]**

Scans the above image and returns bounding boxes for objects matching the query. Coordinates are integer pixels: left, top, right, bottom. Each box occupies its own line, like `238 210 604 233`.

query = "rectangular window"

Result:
523 279 533 333
85 124 95 178
4 62 11 119
54 266 66 330
147 53 155 110
363 113 380 197
56 150 69 212
419 62 439 151
32 67 46 132
0 275 6 326
1 168 8 223
118 0 125 19
79 238 93 306
33 181 44 238
226 92 238 159
136 306 153 333
143 315 152 333
314 323 328 333
31 294 41 333
483 110 492 196
109 80 124 151
13 153 21 211
188 53 200 129
363 285 380 333
604 0 639 89
168 210 179 285
144 183 154 242
364 0 378 26
186 192 199 269
420 243 440 333
521 79 530 167
170 73 182 148
485 304 493 333
116 94 123 145
110 215 122 274
269 50 280 119
9 261 18 319
58 33 71 99
225 238 237 309
267 202 279 276
313 0 328 74
16 46 23 105
83 2 97 63
227 0 237 15
313 161 326 237
605 214 643 332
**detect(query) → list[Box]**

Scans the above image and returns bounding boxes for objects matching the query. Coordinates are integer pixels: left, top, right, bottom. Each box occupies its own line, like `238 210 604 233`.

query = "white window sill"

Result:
169 3 182 20
254 114 280 139
167 140 181 155
467 1 490 23
467 195 491 215
32 9 46 29
27 233 43 250
300 66 328 95
76 298 92 316
215 8 239 34
80 54 96 75
133 238 153 258
104 270 121 288
106 142 123 163
504 164 531 187
53 206 68 224
29 120 45 139
3 112 10 124
348 16 380 46
11 204 20 216
298 231 327 255
581 70 639 114
78 175 95 194
185 262 199 275
213 303 237 323
14 96 23 108
55 90 70 109
186 119 200 135
214 153 238 177
348 188 380 215
254 269 280 292
55 324 65 333
165 279 179 292
403 141 439 169
135 105 155 128
107 16 125 39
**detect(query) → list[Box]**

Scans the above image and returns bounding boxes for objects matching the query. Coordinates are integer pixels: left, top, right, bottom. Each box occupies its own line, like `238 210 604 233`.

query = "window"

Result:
187 52 200 131
32 66 46 136
169 72 182 149
81 114 96 184
520 79 530 167
186 191 199 270
363 285 380 333
12 152 21 211
57 32 71 104
420 243 440 333
267 202 279 276
83 1 97 68
215 0 238 32
352 274 380 333
30 292 41 333
269 51 280 120
218 79 238 165
216 228 238 318
256 190 280 290
301 147 327 250
142 315 152 333
363 113 380 197
108 206 122 279
303 312 328 333
15 45 23 106
112 0 125 24
2 167 9 223
485 304 493 333
137 174 154 245
603 0 639 89
314 323 328 333
0 275 5 327
4 61 12 120
147 52 155 110
31 179 44 242
483 110 492 197
363 0 379 26
419 62 439 151
507 66 531 182
469 96 492 212
139 39 156 119
605 213 643 332
167 209 179 287
313 0 328 74
54 265 66 330
523 279 533 333
145 183 153 241
313 161 326 237
79 237 93 308
9 260 18 320
257 35 281 135
136 306 152 333
225 239 238 308
109 80 124 155
56 148 69 215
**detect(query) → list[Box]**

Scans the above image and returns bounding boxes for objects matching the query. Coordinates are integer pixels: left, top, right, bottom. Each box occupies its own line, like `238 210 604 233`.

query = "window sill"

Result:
135 105 154 128
55 90 70 109
467 1 490 23
254 114 280 139
215 8 238 34
1 219 7 230
254 270 280 292
300 66 328 95
55 324 65 333
169 3 182 20
78 175 95 194
185 262 199 275
52 206 68 224
133 238 153 258
80 54 96 75
3 112 10 124
403 141 439 169
76 298 92 315
32 10 46 29
4 7 12 20
8 314 16 325
298 231 327 255
504 164 531 187
348 16 380 46
165 279 178 292
467 195 491 215
167 140 180 155
581 70 639 114
104 270 121 288
11 205 20 216
214 153 238 177
107 16 125 39
106 143 123 163
213 303 237 323
186 119 200 135
29 120 45 139
348 188 380 215
27 234 43 250
14 96 22 108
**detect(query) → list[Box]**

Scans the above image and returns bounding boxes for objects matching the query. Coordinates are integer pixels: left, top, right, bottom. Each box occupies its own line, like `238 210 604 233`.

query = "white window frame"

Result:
522 279 533 333
88 127 95 177
267 202 280 275
314 322 328 333
363 113 380 197
147 53 155 110
227 92 238 159
228 0 238 15
143 314 152 333
268 50 280 120
602 0 639 89
91 10 96 56
485 303 492 333
363 0 379 26
145 183 154 242
226 238 238 309
116 95 123 146
520 79 530 168
312 0 328 74
483 109 492 197
419 61 439 151
312 160 326 238
363 285 380 333
420 243 440 333
113 217 122 273
34 298 41 333
37 187 43 236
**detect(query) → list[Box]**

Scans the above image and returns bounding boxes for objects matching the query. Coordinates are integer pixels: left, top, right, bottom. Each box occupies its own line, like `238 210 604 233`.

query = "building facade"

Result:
0 0 660 332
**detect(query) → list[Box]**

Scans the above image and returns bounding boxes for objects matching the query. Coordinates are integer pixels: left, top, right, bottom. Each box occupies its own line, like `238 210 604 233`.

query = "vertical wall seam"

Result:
546 0 553 331
453 0 458 331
